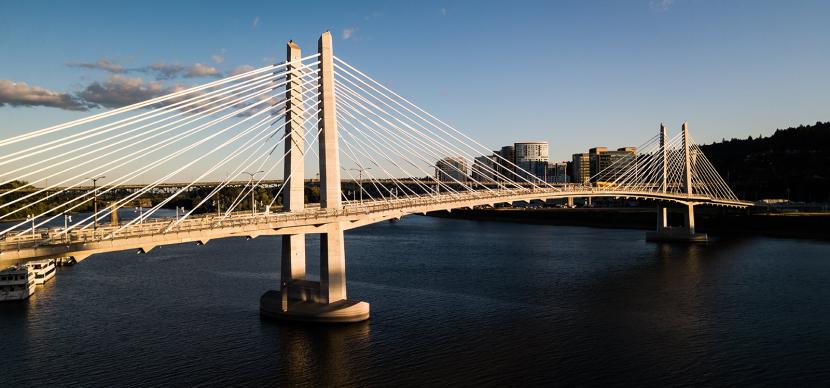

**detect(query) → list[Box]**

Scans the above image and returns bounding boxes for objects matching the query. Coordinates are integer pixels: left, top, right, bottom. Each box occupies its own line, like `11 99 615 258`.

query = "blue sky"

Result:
1 0 828 161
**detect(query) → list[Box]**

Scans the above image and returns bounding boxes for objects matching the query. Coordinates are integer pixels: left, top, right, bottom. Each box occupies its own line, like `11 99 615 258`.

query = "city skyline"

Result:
1 1 829 163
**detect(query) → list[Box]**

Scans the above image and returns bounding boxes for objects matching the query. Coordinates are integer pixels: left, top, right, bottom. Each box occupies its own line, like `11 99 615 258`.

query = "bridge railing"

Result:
0 185 744 255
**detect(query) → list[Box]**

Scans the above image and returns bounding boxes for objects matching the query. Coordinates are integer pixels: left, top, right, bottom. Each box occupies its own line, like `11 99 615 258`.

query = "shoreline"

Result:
426 207 830 241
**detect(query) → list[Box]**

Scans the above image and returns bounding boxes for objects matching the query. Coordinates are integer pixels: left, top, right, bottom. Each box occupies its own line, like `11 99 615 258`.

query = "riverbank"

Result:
427 207 830 240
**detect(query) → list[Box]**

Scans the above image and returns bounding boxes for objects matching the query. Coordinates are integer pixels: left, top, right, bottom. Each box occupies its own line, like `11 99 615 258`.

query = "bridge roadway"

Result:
0 186 751 265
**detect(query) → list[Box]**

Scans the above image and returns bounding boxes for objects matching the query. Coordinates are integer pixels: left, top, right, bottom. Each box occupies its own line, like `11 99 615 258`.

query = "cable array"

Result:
0 55 323 236
0 52 743 244
590 130 739 201
332 56 558 206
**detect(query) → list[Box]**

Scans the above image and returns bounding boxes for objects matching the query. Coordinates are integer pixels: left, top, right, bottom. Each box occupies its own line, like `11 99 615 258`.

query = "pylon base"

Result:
646 228 708 243
260 290 370 323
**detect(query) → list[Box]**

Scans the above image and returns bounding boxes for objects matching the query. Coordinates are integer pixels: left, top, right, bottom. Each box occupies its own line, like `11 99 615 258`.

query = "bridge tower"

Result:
260 32 370 323
656 123 669 232
646 122 708 242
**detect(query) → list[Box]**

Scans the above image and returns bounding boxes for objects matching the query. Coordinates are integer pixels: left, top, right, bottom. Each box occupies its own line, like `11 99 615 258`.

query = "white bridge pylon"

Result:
0 32 751 322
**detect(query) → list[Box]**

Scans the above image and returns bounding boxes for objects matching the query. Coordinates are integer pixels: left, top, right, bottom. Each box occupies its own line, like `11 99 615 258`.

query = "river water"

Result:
1 216 829 386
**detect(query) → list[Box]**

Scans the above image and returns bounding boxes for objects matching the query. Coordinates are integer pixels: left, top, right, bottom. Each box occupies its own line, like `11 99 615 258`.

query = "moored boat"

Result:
27 259 56 285
0 265 36 302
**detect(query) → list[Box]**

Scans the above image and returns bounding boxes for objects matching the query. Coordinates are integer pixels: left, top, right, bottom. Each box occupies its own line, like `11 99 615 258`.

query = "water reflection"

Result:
268 320 371 386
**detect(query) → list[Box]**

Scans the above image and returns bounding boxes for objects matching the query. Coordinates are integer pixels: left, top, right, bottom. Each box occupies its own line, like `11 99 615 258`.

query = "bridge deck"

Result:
0 187 751 264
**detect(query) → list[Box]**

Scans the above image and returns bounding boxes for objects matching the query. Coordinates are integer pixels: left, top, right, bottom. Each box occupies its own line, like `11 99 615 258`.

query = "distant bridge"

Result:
0 32 750 322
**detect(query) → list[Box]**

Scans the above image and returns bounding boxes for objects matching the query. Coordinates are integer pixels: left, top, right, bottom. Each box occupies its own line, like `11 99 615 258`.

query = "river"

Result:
1 215 829 386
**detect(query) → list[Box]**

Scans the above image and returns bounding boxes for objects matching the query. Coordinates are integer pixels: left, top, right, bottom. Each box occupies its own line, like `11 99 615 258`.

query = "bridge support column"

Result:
261 32 369 323
646 204 707 242
656 205 668 231
320 223 347 303
683 203 695 234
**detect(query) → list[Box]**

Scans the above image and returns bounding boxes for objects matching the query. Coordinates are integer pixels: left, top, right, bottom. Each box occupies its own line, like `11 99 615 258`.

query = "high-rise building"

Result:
435 157 468 182
514 141 549 181
515 141 549 162
588 146 608 177
594 147 637 183
547 162 568 183
572 153 590 184
494 145 515 181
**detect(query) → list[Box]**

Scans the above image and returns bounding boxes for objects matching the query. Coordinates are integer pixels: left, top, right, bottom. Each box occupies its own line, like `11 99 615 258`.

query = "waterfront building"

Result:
572 153 590 184
514 141 549 181
435 157 469 182
547 162 568 183
495 145 515 180
588 146 609 177
594 147 637 183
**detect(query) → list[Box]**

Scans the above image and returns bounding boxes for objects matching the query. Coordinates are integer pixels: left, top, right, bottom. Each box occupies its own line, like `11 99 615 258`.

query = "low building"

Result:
471 155 498 182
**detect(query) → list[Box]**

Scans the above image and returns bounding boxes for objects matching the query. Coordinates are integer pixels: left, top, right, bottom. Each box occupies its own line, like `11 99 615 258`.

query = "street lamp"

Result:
27 214 35 238
348 167 371 203
134 205 143 224
87 175 105 234
242 170 264 215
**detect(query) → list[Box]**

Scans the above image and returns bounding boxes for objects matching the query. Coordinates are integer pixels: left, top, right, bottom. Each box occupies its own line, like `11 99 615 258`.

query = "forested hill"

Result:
700 121 830 202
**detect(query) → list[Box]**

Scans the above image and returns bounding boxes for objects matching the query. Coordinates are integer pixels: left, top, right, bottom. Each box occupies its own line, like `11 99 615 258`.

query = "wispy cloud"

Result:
342 27 355 40
440 8 447 16
185 63 221 78
211 49 225 64
3 54 261 112
650 0 674 12
66 57 223 80
133 62 221 80
67 58 124 73
76 75 173 108
228 65 255 77
0 80 92 111
252 16 260 29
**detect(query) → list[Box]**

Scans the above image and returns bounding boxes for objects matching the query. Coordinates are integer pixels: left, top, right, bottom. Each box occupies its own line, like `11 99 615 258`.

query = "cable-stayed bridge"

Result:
0 32 750 322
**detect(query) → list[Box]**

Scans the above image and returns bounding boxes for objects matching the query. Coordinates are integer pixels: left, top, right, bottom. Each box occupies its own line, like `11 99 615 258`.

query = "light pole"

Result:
348 167 371 203
242 170 264 215
87 176 105 234
27 214 35 238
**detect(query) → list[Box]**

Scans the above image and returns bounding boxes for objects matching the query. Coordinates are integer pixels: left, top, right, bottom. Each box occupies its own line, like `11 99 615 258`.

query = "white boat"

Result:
27 259 56 285
0 265 36 302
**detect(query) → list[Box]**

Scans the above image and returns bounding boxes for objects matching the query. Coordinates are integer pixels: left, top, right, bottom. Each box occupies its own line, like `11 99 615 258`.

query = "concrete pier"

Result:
645 205 708 242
